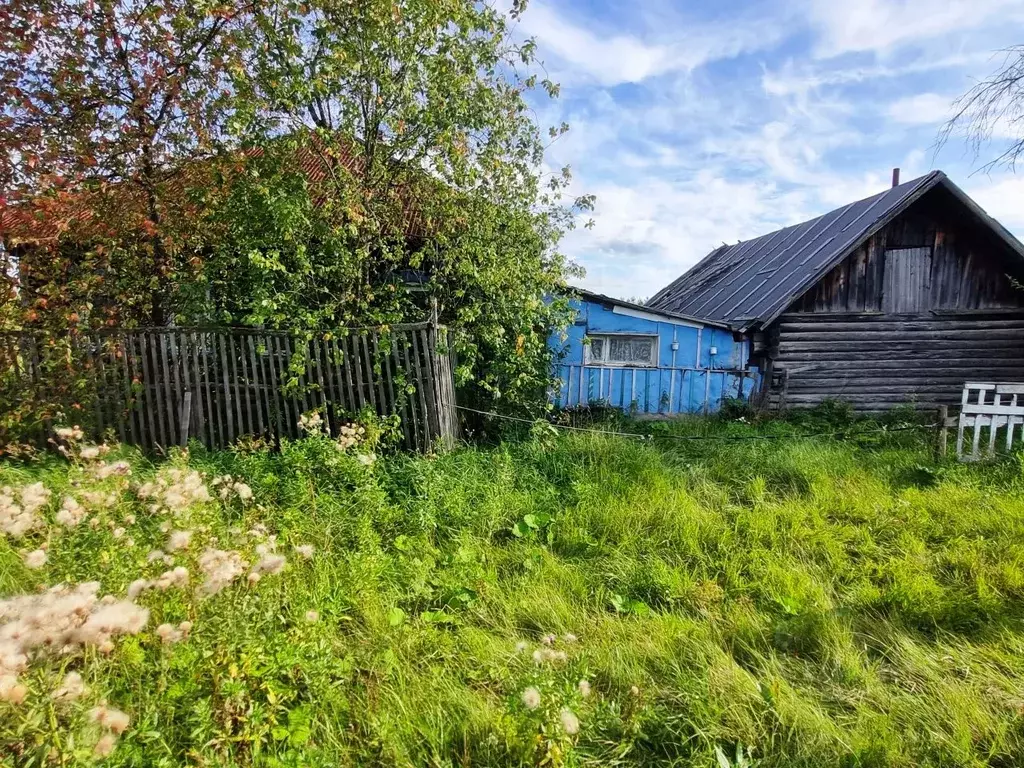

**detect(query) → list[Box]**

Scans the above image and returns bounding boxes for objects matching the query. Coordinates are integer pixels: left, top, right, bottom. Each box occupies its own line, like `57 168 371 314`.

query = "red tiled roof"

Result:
1 139 430 246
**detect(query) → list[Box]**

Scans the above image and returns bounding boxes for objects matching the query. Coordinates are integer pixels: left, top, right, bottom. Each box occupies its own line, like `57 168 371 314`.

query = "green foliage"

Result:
3 0 592 413
7 417 1024 765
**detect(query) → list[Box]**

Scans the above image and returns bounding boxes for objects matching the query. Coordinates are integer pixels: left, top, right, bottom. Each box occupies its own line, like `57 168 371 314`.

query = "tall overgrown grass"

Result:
3 411 1024 767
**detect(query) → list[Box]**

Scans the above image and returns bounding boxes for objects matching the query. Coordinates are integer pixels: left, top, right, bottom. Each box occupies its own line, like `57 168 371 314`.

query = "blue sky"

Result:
513 0 1024 299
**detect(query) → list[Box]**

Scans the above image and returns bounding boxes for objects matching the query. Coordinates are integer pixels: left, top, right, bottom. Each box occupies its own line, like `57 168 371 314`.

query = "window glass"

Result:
586 335 656 366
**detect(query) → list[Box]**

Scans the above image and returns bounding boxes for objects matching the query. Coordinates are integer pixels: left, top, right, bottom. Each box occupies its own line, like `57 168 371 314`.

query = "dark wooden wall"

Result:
764 188 1024 411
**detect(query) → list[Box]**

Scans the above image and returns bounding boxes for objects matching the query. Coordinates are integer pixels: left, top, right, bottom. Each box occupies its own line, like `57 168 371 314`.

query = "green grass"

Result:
4 413 1024 767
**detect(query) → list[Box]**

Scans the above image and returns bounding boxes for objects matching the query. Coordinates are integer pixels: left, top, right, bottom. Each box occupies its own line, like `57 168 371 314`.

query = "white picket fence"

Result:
956 382 1024 461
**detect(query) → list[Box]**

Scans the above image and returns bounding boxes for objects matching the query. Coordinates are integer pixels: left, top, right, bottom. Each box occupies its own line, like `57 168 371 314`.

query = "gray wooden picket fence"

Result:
0 323 458 452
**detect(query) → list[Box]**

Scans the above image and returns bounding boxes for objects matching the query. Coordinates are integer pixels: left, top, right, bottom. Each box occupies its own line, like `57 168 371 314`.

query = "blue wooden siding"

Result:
550 297 758 415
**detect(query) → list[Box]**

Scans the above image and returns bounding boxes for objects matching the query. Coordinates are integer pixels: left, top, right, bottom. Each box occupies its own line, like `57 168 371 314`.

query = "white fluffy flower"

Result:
559 708 580 735
578 679 591 698
166 530 192 552
521 686 541 710
23 549 47 569
52 671 86 701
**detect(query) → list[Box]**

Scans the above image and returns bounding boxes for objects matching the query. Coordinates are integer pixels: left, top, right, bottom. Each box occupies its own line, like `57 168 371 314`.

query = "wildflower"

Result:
298 411 325 434
123 514 136 525
515 640 529 653
247 572 261 585
521 686 541 710
1 483 50 538
178 621 193 638
23 549 47 570
93 733 117 757
155 567 189 591
198 548 247 595
294 544 315 560
52 671 86 701
127 579 150 600
0 674 27 704
112 527 125 540
79 445 101 460
56 496 86 528
305 610 319 623
155 623 182 645
90 704 131 735
146 550 166 563
563 633 578 643
82 490 118 508
55 425 85 442
356 453 376 466
532 649 544 665
233 482 253 502
541 633 556 646
167 530 192 552
92 460 131 480
251 554 286 577
578 679 591 698
559 707 580 735
630 685 640 696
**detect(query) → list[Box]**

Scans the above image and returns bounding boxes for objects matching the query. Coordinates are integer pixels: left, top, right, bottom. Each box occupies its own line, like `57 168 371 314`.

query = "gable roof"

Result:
575 288 734 330
647 171 1024 331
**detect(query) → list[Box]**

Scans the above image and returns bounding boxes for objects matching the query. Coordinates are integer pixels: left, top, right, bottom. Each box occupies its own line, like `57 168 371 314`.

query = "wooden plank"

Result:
170 331 187 445
371 332 392 419
159 332 178 447
389 333 412 448
398 332 421 451
189 332 208 447
247 334 266 438
360 332 380 413
106 336 126 444
268 333 289 442
988 392 1002 457
264 333 284 443
218 331 235 445
236 331 253 437
227 332 245 439
1008 394 1018 451
137 333 161 449
348 332 366 410
413 328 437 442
311 336 329 416
971 387 986 460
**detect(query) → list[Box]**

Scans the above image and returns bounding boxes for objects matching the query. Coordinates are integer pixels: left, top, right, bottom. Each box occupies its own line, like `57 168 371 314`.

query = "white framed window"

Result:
584 334 658 367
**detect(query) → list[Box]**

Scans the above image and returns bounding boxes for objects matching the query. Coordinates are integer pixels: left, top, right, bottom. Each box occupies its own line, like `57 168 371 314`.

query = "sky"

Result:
513 0 1024 299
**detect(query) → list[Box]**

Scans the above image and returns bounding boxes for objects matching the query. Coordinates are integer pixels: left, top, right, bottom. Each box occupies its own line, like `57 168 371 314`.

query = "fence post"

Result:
935 405 948 461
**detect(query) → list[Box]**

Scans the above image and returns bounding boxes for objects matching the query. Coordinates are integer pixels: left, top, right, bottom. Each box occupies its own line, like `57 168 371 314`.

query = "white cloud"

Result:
887 93 955 125
516 1 787 86
807 0 1024 59
526 0 1024 301
965 175 1024 232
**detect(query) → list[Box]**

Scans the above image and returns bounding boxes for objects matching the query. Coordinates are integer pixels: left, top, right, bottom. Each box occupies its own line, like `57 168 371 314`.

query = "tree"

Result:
940 45 1024 172
1 0 255 327
202 0 592 407
2 0 592 412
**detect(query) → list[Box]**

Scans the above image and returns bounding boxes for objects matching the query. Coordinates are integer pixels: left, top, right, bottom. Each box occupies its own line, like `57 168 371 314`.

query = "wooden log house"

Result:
648 171 1024 411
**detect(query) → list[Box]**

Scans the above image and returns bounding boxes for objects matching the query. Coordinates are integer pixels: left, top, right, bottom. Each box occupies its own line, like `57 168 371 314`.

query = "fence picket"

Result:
0 323 456 454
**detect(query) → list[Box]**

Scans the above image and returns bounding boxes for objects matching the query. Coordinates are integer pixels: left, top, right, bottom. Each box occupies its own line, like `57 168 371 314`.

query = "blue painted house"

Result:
550 290 758 415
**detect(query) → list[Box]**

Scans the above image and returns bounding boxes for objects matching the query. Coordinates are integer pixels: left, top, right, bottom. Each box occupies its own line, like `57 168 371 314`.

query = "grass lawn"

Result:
3 412 1024 766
